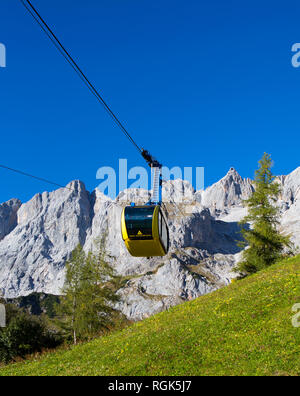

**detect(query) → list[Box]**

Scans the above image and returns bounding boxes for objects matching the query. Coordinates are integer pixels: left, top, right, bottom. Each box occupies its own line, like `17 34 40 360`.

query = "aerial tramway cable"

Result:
19 0 144 157
0 164 73 191
0 1 158 192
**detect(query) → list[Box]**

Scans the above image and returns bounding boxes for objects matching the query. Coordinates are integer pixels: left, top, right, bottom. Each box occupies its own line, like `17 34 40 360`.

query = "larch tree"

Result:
58 238 121 344
58 244 86 345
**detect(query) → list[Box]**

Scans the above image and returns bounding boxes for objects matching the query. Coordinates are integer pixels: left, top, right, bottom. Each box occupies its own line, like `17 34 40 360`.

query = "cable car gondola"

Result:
121 156 169 257
121 204 169 257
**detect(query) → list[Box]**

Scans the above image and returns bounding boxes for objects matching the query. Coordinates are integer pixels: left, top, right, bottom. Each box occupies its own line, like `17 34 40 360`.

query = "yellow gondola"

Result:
121 204 169 257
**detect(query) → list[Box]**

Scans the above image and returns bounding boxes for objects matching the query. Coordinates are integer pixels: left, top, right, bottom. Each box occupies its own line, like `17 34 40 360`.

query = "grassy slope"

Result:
1 256 300 376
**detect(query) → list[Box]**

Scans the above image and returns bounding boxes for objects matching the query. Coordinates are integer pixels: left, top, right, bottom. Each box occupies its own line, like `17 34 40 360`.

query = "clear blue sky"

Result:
1 0 300 203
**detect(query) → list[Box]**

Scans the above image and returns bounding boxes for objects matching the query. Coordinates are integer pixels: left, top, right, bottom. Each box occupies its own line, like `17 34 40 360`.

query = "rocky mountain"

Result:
0 167 299 320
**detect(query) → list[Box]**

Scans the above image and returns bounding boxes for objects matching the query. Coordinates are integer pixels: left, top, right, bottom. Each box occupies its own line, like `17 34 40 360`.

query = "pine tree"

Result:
236 153 291 275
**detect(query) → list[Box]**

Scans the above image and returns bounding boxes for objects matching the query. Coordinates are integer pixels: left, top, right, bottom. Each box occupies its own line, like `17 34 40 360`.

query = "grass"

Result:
1 256 300 376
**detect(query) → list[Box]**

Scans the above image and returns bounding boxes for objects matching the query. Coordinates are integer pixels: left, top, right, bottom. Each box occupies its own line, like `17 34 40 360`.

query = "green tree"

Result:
236 153 291 275
58 239 121 344
79 246 121 339
58 244 86 345
0 304 62 364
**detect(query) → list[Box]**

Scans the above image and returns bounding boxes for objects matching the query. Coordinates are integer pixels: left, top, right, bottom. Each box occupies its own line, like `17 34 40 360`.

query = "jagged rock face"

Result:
116 188 151 205
116 259 213 320
163 179 196 204
273 167 300 248
0 168 299 320
197 168 254 214
281 167 300 206
281 188 300 248
0 199 22 241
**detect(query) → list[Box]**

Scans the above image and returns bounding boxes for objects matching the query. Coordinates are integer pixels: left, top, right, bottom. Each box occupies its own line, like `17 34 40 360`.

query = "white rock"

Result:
0 199 21 241
198 168 254 214
281 167 300 206
0 181 92 298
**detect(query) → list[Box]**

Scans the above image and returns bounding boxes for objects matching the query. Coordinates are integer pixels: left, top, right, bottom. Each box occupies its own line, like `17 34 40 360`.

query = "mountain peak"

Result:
227 167 238 174
198 167 253 212
66 180 87 193
223 167 242 181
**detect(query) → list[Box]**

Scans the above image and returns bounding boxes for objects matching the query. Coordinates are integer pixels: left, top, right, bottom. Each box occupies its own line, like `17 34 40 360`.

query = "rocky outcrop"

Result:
0 167 299 320
0 199 22 241
281 167 300 207
281 187 300 249
196 168 254 214
0 181 92 298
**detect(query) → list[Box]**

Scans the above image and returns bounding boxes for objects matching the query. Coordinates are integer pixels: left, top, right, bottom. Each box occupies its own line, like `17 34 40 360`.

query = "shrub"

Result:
0 304 62 364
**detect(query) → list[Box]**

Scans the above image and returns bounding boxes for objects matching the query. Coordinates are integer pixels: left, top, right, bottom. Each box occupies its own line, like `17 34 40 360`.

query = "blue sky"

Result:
1 0 300 203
